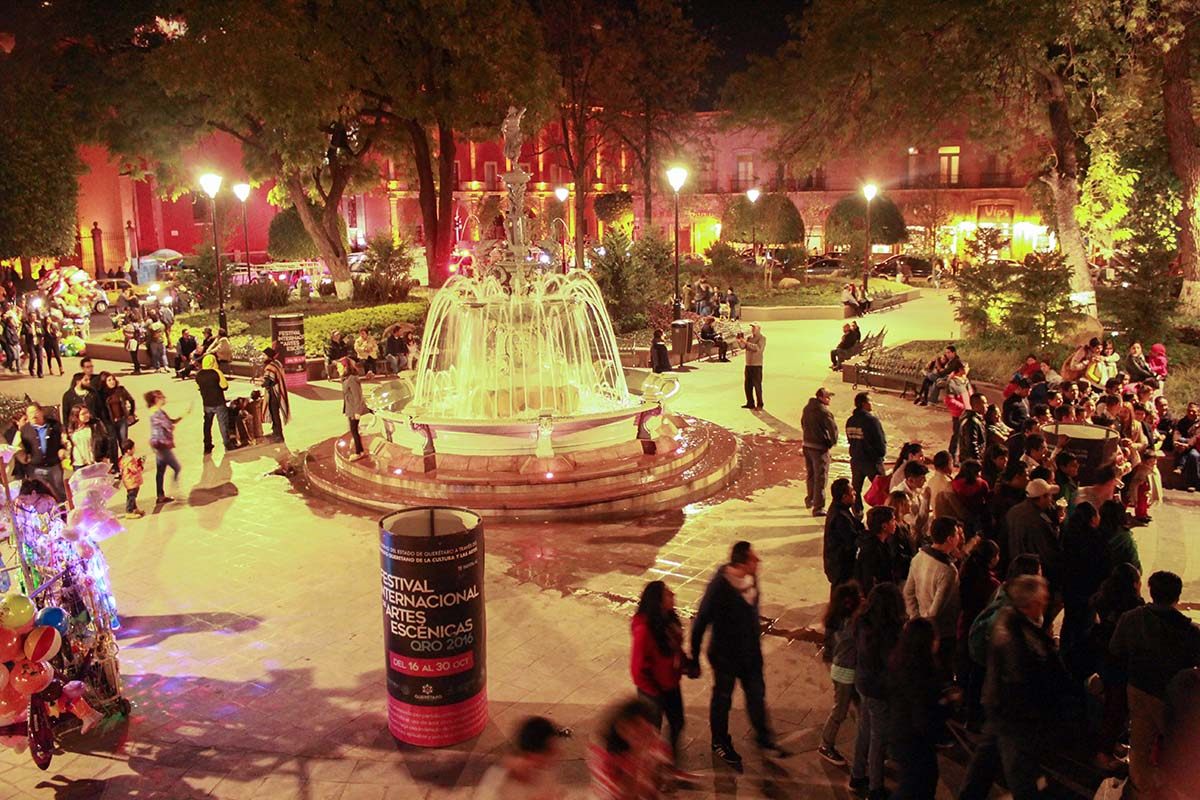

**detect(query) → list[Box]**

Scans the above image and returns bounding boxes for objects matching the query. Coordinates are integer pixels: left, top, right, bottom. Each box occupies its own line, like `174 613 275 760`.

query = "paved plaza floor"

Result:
0 290 1195 798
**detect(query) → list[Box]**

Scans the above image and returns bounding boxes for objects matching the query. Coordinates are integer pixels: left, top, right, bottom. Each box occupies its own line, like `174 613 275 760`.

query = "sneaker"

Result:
155 496 174 505
849 776 869 797
740 404 754 409
813 509 826 517
124 510 145 519
818 744 847 767
759 740 792 758
712 742 743 771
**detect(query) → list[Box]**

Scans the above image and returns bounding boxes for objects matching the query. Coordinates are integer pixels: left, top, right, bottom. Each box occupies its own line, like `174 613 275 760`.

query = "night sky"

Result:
684 0 800 105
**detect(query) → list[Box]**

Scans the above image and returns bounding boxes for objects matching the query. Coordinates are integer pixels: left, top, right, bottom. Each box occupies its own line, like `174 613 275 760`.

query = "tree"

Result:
599 0 713 230
723 0 1135 318
594 192 635 231
267 207 348 263
591 229 665 332
950 230 1016 337
0 43 83 275
904 189 954 260
1098 232 1179 343
721 194 805 245
825 194 906 250
1006 251 1083 349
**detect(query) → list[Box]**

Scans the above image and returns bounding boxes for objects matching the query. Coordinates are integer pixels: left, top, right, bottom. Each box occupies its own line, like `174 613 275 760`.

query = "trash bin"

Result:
380 507 487 747
670 319 693 368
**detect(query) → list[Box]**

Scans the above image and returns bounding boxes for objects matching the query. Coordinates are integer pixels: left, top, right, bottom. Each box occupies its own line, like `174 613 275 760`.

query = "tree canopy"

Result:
720 194 805 245
825 194 906 249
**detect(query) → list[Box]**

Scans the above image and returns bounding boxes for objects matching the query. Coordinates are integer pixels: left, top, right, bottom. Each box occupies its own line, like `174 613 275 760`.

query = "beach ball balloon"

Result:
0 684 23 721
33 607 68 638
0 629 20 661
23 627 61 662
9 660 51 695
0 663 8 692
0 595 34 631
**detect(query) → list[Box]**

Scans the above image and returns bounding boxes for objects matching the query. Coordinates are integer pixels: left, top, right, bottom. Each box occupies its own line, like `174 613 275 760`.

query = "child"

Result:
119 439 144 519
818 581 864 767
145 390 183 505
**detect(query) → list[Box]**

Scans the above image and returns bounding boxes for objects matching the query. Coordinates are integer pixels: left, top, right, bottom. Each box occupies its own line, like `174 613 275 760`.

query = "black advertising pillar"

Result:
379 507 487 747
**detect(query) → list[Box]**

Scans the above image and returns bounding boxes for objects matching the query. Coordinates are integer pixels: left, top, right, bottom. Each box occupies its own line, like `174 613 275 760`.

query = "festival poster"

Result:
269 313 307 387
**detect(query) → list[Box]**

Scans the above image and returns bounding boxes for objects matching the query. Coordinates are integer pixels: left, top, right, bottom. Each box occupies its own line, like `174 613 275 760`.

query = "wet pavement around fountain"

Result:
0 288 1197 798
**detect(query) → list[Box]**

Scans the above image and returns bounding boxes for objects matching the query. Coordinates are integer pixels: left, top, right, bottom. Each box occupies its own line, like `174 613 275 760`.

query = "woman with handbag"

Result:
102 374 137 461
339 358 369 461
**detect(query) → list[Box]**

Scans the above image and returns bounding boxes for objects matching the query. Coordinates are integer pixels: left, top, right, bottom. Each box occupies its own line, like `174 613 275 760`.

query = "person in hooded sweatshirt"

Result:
195 353 237 454
802 387 839 516
691 541 790 771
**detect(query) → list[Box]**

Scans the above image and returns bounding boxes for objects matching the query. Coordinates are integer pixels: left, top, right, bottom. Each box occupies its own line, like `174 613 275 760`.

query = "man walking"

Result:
17 403 67 501
738 323 766 410
845 392 887 512
1109 571 1200 798
195 354 238 454
801 387 838 516
903 516 963 675
691 541 790 771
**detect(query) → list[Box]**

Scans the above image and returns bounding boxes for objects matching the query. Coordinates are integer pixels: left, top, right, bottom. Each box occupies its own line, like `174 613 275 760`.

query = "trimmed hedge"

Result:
303 301 428 356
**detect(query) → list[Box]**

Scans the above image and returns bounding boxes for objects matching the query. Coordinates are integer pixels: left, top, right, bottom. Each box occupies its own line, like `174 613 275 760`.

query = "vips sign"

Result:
269 313 307 387
380 507 487 747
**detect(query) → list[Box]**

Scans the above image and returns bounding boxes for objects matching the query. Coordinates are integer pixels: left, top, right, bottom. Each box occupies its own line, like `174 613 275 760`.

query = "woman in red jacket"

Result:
630 580 694 768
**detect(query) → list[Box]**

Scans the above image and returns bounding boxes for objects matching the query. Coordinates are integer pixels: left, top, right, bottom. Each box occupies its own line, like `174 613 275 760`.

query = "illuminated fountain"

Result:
304 108 738 519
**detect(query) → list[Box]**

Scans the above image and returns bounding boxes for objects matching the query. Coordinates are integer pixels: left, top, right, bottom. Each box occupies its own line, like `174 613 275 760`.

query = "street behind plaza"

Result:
0 292 1195 799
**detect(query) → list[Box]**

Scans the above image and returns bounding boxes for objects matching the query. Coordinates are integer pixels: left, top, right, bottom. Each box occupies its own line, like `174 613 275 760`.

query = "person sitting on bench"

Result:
830 322 862 369
699 316 729 362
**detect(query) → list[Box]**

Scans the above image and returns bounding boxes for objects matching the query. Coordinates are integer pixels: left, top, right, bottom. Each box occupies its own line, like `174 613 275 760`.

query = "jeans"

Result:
851 695 889 792
29 465 65 502
959 729 1046 800
108 420 129 453
385 354 403 374
267 395 284 439
349 417 364 455
710 665 773 747
639 687 685 762
0 340 14 372
928 377 949 405
949 415 962 461
203 405 233 449
820 679 858 749
850 458 883 513
155 447 180 497
128 346 142 373
24 341 41 377
149 341 167 369
125 487 139 513
1182 448 1200 490
743 365 763 407
804 446 831 512
42 340 61 373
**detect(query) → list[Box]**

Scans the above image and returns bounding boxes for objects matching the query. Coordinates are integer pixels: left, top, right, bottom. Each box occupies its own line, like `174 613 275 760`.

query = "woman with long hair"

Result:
67 405 109 468
980 443 1008 489
888 442 925 491
339 357 369 461
102 373 136 461
850 582 907 800
630 581 694 779
589 697 672 800
887 618 947 799
260 346 291 443
819 581 864 767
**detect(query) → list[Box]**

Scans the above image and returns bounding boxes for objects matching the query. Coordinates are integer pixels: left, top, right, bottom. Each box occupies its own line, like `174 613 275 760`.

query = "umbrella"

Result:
146 249 184 261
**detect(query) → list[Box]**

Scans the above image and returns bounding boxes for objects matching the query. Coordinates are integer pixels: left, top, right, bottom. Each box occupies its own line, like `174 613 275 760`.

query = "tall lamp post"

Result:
233 182 252 271
746 187 761 267
667 166 688 320
554 186 570 274
862 183 877 293
199 173 228 332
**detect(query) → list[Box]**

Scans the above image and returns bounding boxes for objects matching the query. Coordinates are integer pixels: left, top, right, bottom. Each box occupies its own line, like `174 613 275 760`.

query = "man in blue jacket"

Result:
691 541 790 771
845 391 887 512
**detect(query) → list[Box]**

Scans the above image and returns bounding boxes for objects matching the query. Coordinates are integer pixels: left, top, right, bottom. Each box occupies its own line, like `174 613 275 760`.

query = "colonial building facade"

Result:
70 112 1050 277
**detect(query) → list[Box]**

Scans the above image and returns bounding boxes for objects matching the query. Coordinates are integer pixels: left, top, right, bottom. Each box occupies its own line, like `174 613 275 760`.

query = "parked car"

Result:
804 257 849 276
873 254 933 279
96 278 150 312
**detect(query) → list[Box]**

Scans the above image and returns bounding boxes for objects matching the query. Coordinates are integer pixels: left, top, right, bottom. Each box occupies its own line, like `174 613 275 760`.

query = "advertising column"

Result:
379 507 487 747
269 312 307 388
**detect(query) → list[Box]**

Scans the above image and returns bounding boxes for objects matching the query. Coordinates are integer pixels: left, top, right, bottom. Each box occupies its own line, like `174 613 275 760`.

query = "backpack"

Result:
968 589 1009 666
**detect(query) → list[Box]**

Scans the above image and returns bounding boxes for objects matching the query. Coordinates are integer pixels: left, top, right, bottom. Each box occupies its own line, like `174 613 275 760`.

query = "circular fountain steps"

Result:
303 420 741 520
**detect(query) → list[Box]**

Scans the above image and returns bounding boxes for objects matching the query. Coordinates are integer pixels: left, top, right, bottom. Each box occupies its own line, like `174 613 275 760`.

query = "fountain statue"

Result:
305 110 738 519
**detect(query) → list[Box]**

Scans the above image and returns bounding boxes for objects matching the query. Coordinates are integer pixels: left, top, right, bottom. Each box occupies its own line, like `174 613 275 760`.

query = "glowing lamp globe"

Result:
199 173 222 198
233 182 251 202
554 187 569 203
862 183 878 201
666 167 688 193
746 188 761 204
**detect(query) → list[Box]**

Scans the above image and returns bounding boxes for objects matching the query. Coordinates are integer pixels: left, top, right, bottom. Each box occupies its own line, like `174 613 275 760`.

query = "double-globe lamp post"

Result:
746 187 761 267
554 186 570 274
667 166 688 320
198 173 229 332
862 183 877 293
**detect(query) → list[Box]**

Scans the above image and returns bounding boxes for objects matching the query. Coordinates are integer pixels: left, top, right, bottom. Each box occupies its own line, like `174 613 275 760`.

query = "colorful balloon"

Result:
61 680 86 701
0 595 34 631
33 607 68 637
9 660 51 695
23 627 61 662
0 629 20 661
0 662 8 692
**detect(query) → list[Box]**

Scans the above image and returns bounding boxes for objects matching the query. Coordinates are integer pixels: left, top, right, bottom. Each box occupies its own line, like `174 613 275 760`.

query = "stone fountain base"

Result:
302 414 740 521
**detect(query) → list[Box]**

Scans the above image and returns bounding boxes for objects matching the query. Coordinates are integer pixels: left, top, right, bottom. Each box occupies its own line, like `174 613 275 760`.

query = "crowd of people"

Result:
323 324 420 380
1 302 71 378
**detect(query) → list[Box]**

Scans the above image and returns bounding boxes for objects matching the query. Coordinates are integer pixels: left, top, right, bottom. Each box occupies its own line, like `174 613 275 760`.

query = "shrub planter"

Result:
742 288 921 322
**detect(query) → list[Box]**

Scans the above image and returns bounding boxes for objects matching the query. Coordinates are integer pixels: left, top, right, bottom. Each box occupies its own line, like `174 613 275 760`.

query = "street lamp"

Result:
666 166 688 320
862 183 877 293
233 182 251 275
554 186 570 273
746 187 761 267
199 172 228 332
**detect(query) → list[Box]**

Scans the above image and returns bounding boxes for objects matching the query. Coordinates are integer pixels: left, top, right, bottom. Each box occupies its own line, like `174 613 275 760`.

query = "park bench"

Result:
841 327 887 362
852 348 925 397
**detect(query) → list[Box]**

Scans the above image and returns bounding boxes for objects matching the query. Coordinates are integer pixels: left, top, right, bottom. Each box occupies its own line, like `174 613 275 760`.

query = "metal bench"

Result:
841 327 887 362
853 348 924 397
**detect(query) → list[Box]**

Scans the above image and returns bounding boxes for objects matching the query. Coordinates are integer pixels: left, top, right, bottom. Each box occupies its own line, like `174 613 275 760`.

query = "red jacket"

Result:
630 613 683 696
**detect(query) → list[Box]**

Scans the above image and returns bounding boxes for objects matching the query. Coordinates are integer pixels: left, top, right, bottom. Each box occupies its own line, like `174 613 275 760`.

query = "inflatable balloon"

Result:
9 660 51 695
23 627 61 662
33 607 68 637
0 595 35 631
0 683 26 716
61 681 86 702
0 662 8 693
0 629 20 661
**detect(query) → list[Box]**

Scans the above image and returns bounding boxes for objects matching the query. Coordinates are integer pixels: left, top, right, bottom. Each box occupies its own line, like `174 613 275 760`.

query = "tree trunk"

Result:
285 175 351 298
1161 26 1200 313
434 123 456 287
1036 67 1096 317
642 113 654 232
408 120 456 288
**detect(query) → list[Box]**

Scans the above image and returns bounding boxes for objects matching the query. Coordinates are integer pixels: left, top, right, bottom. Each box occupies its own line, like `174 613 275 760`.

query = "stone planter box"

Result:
741 288 921 322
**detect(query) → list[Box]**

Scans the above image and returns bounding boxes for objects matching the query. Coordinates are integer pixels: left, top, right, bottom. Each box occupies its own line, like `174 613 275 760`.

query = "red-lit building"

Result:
71 112 1050 277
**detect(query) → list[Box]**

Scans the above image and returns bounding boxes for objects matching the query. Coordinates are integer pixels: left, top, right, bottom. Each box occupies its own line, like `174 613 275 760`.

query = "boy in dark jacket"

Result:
846 392 887 512
823 478 864 588
854 507 898 596
690 541 789 770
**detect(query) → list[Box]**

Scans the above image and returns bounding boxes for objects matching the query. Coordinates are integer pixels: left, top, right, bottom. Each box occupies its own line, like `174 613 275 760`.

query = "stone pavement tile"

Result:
338 784 388 800
179 763 234 795
305 781 349 800
302 757 361 783
209 774 269 800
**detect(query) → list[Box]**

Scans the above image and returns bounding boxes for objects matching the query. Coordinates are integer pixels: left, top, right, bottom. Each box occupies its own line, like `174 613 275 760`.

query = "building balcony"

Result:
979 171 1016 188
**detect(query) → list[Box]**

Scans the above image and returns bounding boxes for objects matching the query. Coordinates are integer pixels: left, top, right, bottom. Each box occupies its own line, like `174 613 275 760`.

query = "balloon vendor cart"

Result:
0 452 129 770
